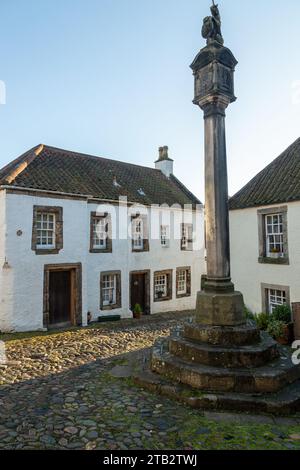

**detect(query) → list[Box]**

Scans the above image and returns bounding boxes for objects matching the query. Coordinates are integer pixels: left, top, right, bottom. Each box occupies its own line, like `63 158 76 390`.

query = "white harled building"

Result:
229 137 300 323
0 144 205 332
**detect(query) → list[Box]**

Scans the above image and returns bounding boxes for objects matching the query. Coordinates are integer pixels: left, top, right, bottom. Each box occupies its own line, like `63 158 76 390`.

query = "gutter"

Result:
0 185 203 212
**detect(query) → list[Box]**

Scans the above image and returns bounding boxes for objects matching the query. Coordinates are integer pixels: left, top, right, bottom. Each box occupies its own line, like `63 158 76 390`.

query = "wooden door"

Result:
131 273 146 313
49 270 71 326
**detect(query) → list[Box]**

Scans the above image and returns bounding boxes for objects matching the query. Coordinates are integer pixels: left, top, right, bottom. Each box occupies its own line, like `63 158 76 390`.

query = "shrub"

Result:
134 304 142 314
267 320 286 339
270 305 291 323
256 312 269 331
244 307 255 321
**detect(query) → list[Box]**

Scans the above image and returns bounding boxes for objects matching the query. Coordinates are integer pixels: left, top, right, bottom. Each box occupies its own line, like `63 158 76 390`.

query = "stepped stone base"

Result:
152 337 300 394
138 317 300 414
134 369 300 415
169 334 279 369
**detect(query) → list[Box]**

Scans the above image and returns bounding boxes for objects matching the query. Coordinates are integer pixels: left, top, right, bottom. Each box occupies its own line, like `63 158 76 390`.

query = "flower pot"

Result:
276 323 294 345
133 311 142 320
269 252 280 259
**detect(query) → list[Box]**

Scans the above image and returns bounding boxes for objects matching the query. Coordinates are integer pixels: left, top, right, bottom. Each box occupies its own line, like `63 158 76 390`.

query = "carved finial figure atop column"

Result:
202 1 224 45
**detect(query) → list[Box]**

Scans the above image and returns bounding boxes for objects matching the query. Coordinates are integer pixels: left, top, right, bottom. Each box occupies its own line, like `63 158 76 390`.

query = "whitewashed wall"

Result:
0 191 205 332
230 201 300 313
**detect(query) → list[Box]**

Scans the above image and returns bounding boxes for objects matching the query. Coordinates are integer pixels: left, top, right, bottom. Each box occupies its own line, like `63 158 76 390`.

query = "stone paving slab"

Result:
0 312 299 450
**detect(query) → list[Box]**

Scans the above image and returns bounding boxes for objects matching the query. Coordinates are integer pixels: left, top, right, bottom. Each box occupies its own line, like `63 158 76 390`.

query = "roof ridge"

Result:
42 144 161 173
229 137 300 210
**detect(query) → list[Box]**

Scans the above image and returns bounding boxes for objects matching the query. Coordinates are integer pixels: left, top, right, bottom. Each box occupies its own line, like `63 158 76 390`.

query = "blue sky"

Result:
0 0 299 201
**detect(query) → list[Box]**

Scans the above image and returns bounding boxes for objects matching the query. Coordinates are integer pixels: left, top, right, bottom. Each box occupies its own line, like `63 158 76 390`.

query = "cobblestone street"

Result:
0 312 300 450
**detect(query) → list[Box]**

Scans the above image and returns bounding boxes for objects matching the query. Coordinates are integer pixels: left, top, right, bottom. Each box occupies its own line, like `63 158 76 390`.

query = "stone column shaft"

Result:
203 102 231 288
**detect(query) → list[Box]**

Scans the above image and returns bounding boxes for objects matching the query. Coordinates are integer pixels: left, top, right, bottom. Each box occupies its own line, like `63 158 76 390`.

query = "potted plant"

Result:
133 303 143 319
256 312 269 331
269 248 281 259
270 305 294 344
267 320 288 345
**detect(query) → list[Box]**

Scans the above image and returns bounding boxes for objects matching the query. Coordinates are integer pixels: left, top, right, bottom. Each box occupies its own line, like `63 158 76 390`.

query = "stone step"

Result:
183 321 261 346
134 369 300 415
151 338 300 394
169 334 279 368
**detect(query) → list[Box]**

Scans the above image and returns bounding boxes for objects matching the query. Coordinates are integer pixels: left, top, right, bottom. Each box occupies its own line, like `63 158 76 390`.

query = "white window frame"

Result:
177 269 187 295
154 274 168 299
36 212 56 249
160 225 170 247
265 213 284 257
268 288 286 314
132 218 144 250
102 274 117 307
181 224 193 251
92 217 107 250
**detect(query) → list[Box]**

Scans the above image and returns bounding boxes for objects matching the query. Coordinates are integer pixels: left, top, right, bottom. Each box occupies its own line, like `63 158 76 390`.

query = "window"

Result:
32 206 63 254
257 207 289 265
160 225 170 247
154 270 172 302
90 213 112 253
131 215 149 252
265 214 284 257
261 283 290 314
155 274 167 298
36 212 55 249
181 224 193 251
100 271 121 310
176 267 191 298
102 274 116 306
268 289 286 314
93 218 106 249
132 218 143 250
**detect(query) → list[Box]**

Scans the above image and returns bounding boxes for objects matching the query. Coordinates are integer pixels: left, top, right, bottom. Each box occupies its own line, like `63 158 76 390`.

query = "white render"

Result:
0 190 205 332
230 201 300 314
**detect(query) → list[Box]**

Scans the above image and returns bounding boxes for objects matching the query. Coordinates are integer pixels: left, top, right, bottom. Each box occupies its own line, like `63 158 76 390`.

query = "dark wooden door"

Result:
49 271 71 325
131 273 146 313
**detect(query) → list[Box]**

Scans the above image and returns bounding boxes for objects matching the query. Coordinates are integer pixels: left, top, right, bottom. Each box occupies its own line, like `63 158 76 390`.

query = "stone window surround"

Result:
257 206 289 265
154 269 173 302
32 206 63 255
100 270 122 311
261 282 290 314
181 223 194 251
90 212 112 254
176 266 192 299
43 263 82 329
131 214 149 253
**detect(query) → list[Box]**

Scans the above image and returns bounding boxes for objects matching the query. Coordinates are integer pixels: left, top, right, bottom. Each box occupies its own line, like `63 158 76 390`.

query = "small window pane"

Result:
36 212 56 249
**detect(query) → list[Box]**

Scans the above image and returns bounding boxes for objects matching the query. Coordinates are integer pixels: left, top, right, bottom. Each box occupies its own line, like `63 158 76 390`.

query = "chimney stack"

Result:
155 146 174 177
